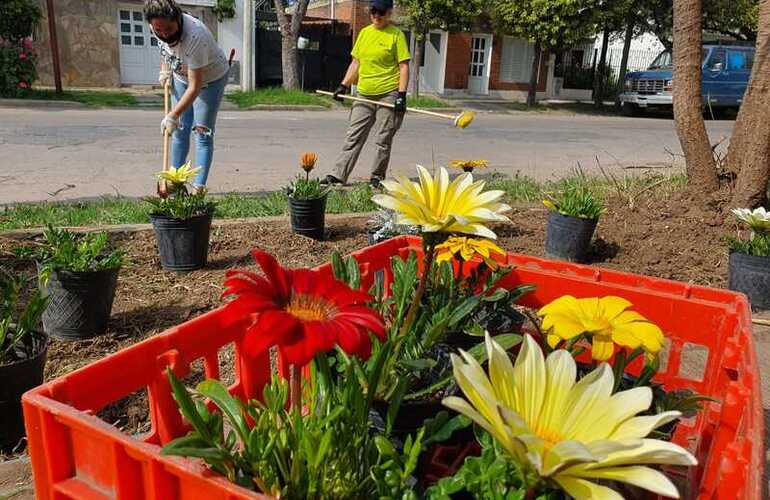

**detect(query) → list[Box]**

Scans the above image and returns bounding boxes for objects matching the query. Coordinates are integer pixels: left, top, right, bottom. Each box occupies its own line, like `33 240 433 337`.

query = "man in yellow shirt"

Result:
323 0 410 189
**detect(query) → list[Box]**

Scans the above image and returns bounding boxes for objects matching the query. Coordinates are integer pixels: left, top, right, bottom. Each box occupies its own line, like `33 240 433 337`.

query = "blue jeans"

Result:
170 72 228 187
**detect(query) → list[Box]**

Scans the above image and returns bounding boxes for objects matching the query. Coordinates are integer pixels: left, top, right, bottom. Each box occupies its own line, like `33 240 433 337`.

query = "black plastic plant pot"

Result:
728 251 770 311
40 267 120 341
545 211 598 263
150 209 213 272
373 397 451 438
288 194 327 241
0 334 46 452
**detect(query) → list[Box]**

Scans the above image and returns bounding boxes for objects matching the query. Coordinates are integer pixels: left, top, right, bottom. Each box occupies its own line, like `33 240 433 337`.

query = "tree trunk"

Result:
410 32 425 98
593 28 610 107
728 0 770 208
273 0 310 90
527 43 541 107
672 0 719 192
615 15 635 108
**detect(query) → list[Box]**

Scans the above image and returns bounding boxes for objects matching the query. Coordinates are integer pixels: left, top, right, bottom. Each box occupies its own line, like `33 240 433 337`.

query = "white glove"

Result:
159 68 172 87
160 113 180 134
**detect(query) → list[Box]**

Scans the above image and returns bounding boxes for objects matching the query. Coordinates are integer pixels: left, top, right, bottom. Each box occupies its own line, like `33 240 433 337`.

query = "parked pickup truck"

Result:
618 44 755 116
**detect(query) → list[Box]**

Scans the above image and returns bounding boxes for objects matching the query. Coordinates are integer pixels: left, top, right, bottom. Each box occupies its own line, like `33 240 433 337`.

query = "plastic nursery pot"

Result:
39 266 120 341
288 193 328 241
0 333 46 451
728 251 770 311
150 209 214 272
544 211 598 263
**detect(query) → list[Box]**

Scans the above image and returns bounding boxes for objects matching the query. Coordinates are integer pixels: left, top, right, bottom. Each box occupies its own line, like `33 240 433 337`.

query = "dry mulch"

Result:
0 188 735 435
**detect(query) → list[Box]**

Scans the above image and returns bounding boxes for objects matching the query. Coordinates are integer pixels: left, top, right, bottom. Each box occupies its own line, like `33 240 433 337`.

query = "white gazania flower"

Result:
444 333 697 499
732 207 770 234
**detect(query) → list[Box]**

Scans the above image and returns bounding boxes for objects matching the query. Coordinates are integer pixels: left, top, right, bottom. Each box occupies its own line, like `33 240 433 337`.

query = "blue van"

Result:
618 44 755 115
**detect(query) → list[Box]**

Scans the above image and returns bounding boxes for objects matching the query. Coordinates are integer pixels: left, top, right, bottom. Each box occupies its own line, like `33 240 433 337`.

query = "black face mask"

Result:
154 14 184 46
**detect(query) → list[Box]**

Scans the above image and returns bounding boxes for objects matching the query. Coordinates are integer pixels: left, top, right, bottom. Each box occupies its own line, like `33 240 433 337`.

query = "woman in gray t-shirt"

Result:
144 0 229 189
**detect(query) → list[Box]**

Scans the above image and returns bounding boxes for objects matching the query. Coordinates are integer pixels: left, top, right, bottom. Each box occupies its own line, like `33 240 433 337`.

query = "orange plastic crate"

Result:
23 236 763 499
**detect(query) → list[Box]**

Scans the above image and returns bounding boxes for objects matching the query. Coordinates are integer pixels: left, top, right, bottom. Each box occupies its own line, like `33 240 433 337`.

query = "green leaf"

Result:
448 296 482 327
166 369 211 441
423 412 472 445
481 288 508 303
331 251 347 282
346 256 361 290
375 435 396 457
402 358 437 371
508 284 536 302
196 379 249 444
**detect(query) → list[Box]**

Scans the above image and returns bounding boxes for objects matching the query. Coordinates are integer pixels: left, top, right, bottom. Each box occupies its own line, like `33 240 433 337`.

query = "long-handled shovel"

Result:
157 82 171 197
316 90 475 129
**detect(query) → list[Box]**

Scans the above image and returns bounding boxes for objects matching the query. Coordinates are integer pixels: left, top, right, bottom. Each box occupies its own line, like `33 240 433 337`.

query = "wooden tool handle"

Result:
160 82 171 195
316 90 456 121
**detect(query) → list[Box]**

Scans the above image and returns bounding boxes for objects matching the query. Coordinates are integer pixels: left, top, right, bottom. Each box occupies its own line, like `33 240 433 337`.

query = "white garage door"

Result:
118 6 161 85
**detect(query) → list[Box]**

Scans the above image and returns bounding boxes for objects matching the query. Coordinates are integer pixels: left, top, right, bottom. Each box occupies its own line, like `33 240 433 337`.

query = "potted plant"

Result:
287 152 330 240
727 207 770 310
15 226 123 340
543 183 605 263
0 271 48 451
148 163 216 272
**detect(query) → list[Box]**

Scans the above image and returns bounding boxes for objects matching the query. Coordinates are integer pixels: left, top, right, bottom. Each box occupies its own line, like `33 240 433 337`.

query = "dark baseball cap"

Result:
370 0 393 10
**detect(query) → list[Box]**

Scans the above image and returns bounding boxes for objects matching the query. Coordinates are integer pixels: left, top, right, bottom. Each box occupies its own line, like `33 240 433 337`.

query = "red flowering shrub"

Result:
0 0 41 97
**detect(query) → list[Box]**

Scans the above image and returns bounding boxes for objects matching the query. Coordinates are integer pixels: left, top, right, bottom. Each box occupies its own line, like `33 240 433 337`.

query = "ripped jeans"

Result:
170 72 228 187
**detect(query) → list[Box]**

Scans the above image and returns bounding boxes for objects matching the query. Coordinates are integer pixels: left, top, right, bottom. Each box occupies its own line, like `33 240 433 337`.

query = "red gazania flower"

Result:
222 249 386 366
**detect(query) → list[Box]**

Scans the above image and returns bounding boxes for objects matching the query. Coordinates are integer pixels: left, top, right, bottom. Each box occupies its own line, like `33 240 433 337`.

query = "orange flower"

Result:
301 152 318 173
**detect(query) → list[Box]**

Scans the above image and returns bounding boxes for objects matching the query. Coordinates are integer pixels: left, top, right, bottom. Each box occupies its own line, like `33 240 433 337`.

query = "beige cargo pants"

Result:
333 90 405 183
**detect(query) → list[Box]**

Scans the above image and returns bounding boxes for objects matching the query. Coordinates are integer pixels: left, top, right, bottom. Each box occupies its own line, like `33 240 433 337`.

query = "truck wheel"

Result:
621 103 643 117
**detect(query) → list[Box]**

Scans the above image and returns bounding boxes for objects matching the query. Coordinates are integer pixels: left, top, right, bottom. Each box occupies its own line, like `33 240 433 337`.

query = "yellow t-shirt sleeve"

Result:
351 30 365 59
396 31 411 63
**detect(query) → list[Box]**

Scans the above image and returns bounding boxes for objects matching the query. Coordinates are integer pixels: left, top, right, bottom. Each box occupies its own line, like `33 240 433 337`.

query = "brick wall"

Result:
443 33 548 93
306 0 371 39
444 33 471 90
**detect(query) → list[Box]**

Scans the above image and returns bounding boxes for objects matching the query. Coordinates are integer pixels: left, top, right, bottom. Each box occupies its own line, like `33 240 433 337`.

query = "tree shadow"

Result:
108 303 206 341
587 237 620 264
206 253 253 271
324 224 370 243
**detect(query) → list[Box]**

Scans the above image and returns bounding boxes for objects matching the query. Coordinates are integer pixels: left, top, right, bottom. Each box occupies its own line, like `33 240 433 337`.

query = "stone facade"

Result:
34 0 217 88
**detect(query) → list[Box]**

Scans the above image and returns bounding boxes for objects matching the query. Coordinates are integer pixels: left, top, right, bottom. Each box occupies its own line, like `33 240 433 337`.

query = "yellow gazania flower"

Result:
537 296 665 361
444 334 696 500
450 159 489 171
156 162 201 186
372 165 511 239
435 236 505 263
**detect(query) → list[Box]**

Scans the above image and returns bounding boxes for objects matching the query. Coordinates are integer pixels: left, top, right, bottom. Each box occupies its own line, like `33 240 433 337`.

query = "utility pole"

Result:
45 0 62 93
242 0 254 91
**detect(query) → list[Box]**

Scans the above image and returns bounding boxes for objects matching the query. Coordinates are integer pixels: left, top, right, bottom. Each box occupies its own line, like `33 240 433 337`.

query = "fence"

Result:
556 45 660 96
254 12 352 90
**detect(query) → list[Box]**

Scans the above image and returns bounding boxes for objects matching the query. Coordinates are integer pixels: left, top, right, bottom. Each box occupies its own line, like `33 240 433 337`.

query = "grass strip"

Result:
0 173 686 231
226 88 332 108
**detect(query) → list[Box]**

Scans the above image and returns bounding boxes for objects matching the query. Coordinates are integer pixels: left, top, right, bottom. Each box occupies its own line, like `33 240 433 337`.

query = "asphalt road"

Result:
0 107 735 204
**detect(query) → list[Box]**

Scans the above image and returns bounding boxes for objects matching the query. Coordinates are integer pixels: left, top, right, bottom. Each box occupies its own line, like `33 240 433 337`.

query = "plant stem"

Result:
290 364 301 411
397 243 436 338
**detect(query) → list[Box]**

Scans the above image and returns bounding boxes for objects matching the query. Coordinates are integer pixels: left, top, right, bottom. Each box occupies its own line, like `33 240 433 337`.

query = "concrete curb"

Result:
0 212 373 239
0 98 86 109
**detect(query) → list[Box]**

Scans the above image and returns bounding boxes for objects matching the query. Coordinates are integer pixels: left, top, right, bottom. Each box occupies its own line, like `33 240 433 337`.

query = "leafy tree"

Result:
0 0 40 43
490 0 601 106
396 0 484 97
643 0 759 47
273 0 311 90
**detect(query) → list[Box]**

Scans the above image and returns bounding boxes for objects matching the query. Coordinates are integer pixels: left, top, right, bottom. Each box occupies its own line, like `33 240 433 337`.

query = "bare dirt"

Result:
0 188 736 441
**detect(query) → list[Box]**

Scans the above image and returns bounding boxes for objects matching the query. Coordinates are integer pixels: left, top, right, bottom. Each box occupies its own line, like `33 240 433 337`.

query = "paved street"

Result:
0 107 734 204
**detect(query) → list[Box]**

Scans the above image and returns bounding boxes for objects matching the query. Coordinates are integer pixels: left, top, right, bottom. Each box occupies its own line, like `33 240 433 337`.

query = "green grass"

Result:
0 173 686 232
226 88 331 108
408 95 451 108
16 89 138 107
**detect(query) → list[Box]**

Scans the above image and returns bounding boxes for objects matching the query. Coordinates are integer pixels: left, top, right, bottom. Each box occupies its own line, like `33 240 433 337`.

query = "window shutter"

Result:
500 37 515 82
522 42 536 82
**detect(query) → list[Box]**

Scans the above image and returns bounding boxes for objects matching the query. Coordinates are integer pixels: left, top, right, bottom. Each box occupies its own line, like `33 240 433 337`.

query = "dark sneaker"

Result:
321 175 344 186
369 177 383 190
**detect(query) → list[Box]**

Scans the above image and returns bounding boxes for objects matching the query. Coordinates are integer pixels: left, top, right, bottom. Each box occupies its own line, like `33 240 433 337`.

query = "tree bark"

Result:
527 43 541 107
672 0 719 192
615 14 635 108
593 28 610 107
273 0 310 90
728 0 770 208
410 31 425 98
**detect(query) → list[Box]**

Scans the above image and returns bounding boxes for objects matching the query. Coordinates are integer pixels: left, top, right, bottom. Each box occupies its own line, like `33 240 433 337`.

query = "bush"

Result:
0 0 41 97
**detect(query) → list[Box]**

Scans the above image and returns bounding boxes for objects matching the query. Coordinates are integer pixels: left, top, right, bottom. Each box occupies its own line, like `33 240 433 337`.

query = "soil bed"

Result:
0 189 731 440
